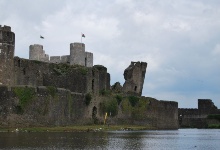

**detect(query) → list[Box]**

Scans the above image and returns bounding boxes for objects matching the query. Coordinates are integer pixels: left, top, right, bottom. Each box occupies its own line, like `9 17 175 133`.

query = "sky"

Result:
1 0 220 108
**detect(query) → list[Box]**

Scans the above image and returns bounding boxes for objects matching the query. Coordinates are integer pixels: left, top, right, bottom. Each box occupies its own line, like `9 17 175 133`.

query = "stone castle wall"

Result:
0 85 179 129
13 57 109 94
178 99 220 128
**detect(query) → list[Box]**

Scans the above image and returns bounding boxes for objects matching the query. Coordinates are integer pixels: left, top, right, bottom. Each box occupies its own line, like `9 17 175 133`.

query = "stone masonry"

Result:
0 25 15 86
123 61 147 96
29 42 93 67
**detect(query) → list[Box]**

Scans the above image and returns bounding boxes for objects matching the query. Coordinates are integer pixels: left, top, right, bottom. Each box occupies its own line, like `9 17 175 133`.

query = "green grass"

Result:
207 124 220 129
0 125 156 132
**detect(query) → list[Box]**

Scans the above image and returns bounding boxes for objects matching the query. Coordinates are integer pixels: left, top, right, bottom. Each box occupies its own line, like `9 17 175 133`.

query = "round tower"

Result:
70 42 85 66
0 25 15 86
29 44 44 60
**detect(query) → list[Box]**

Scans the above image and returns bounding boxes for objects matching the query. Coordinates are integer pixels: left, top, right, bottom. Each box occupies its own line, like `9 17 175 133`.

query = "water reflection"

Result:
0 129 220 149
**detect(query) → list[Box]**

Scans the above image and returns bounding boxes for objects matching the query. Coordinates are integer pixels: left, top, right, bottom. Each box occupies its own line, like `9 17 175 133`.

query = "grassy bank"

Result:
0 125 156 132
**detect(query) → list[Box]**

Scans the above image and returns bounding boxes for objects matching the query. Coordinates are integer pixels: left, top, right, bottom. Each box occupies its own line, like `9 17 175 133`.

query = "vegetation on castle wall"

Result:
32 60 42 64
208 124 220 129
68 93 73 114
207 114 220 121
121 99 132 114
79 67 88 75
51 63 88 76
100 98 118 117
99 89 111 96
13 87 36 111
128 96 140 107
115 94 123 105
131 98 150 119
46 86 56 98
85 93 92 106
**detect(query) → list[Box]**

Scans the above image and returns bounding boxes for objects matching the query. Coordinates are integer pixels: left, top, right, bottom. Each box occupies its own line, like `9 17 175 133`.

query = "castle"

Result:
0 25 148 97
2 25 218 129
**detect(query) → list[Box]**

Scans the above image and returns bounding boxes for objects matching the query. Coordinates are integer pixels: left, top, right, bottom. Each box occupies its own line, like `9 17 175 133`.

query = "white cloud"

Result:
1 0 220 108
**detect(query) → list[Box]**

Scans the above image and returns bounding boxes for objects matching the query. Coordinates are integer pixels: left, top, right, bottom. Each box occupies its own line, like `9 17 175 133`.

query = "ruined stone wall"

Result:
123 61 147 96
178 99 220 128
0 25 15 86
93 65 111 92
114 97 179 129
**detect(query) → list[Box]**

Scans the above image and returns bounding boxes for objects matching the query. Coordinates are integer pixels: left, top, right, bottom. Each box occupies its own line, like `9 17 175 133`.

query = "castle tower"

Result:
29 44 49 62
123 61 147 96
70 43 85 66
0 25 15 86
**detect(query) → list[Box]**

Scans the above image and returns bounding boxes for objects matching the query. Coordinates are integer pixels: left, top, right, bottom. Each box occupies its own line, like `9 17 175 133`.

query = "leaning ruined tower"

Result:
0 25 15 86
123 61 147 96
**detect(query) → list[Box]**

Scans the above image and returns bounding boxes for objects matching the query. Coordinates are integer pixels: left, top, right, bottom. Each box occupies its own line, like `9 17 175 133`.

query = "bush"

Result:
128 96 139 107
115 95 123 105
101 99 118 117
85 93 92 106
99 89 111 96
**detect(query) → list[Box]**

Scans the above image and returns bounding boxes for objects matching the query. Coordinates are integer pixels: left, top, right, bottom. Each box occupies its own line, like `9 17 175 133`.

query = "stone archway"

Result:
92 106 98 124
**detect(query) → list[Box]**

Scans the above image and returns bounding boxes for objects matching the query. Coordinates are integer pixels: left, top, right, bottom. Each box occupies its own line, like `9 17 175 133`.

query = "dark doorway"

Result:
92 106 98 124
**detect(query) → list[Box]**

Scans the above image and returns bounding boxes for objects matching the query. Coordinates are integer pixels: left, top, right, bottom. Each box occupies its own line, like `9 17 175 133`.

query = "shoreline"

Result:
0 125 157 132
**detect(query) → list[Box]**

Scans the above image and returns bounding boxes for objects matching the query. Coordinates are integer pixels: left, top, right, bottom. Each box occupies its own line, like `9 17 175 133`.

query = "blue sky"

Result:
1 0 220 108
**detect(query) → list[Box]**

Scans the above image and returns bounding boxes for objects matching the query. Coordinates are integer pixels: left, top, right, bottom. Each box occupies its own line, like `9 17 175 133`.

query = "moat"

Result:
0 129 220 149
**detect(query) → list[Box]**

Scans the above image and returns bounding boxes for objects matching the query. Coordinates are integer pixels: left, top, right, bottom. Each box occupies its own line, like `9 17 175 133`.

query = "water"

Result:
0 129 220 150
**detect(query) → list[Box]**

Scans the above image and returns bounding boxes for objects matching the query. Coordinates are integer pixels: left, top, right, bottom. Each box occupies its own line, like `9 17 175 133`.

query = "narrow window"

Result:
85 57 87 67
18 59 21 67
92 79 94 91
134 86 137 92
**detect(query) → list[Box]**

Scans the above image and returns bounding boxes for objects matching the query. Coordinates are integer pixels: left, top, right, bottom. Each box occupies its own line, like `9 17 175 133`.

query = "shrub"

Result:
115 95 123 105
99 89 111 96
101 99 118 117
128 96 139 107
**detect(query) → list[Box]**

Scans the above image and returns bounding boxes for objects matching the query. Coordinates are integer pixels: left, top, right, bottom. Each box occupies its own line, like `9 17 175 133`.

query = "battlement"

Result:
0 25 11 31
29 42 93 66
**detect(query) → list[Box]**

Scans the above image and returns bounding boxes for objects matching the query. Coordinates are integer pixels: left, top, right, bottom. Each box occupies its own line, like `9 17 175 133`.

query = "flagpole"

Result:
81 33 82 43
